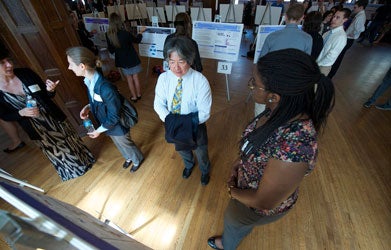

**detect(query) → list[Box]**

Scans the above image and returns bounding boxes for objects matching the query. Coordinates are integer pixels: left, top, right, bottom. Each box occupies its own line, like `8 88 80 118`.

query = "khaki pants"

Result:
319 65 332 76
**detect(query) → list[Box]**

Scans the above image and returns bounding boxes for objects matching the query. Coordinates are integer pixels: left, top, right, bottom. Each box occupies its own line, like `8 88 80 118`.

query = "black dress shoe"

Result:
201 173 210 186
123 160 132 169
3 141 26 153
130 159 143 173
207 237 223 250
182 168 193 179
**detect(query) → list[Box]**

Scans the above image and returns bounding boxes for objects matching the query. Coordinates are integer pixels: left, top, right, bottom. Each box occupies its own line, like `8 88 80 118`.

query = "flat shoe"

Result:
207 237 224 250
137 95 142 100
130 97 138 103
130 159 143 172
123 160 132 169
3 141 26 153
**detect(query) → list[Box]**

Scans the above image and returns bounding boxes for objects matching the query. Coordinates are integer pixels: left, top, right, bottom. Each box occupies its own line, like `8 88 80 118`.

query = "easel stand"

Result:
224 0 236 23
196 6 206 21
0 169 44 193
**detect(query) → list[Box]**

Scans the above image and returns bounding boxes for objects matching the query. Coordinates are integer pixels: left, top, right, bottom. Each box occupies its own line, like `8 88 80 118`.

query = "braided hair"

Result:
241 49 335 157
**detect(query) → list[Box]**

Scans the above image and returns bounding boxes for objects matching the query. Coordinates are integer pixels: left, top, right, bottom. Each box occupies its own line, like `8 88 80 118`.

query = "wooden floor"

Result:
0 32 390 249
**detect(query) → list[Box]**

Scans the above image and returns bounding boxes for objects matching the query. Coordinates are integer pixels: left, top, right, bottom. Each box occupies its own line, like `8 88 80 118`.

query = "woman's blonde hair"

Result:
107 13 123 48
66 46 99 70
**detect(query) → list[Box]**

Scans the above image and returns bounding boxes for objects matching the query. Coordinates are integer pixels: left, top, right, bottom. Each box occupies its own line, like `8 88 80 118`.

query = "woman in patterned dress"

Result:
208 49 335 250
0 46 95 181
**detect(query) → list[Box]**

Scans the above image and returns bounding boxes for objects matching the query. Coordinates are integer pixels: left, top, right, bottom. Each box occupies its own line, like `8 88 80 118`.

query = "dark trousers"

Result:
328 38 355 79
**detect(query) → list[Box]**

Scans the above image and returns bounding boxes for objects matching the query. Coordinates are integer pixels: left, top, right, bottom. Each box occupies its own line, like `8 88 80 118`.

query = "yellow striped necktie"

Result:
172 78 183 114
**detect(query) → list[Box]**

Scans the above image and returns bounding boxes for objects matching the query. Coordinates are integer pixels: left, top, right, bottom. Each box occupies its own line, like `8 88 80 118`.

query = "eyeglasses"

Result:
247 77 266 91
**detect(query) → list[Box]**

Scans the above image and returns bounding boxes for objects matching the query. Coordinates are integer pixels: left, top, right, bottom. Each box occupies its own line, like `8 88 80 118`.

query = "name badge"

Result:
93 93 103 102
28 84 41 93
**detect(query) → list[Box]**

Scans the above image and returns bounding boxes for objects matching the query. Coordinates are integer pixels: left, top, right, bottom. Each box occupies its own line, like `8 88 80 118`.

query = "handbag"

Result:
120 96 138 128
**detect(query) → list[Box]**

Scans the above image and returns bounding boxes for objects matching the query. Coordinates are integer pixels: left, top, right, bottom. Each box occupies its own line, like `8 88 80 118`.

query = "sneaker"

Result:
363 101 373 108
375 104 391 111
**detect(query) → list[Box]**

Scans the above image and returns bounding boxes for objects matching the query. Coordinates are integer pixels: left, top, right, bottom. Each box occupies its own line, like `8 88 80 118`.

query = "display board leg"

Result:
146 57 150 77
225 74 230 102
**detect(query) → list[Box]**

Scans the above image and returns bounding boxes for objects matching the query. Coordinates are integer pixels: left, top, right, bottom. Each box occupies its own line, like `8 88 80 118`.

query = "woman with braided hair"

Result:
208 49 335 250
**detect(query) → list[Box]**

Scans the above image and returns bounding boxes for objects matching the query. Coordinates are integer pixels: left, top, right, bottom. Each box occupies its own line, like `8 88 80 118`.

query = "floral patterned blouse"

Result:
237 116 318 216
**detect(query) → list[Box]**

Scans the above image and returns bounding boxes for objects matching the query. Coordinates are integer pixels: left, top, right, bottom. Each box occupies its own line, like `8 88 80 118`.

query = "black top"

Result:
106 30 143 68
164 34 203 73
0 68 66 140
308 31 324 60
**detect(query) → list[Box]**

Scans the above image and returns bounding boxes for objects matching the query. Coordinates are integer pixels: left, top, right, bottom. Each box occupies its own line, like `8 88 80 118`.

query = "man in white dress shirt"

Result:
316 8 350 76
154 36 212 186
328 0 367 79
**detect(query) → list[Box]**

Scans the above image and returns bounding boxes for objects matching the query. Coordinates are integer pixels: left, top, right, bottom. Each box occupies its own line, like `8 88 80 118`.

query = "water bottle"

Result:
26 95 37 108
83 118 95 133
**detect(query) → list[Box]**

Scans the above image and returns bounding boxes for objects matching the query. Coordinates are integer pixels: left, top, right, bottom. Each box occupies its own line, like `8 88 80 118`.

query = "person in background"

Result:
326 0 336 11
0 119 25 153
321 10 334 34
66 46 144 172
359 0 391 46
256 3 312 117
164 12 203 72
316 8 350 76
0 46 95 181
303 0 312 15
106 13 146 102
154 36 212 186
70 12 99 55
363 67 391 111
328 0 367 79
207 48 335 250
303 11 324 60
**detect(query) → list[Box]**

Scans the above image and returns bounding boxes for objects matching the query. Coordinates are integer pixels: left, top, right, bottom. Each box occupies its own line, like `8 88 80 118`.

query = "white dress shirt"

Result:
346 10 366 40
316 26 347 67
154 68 212 124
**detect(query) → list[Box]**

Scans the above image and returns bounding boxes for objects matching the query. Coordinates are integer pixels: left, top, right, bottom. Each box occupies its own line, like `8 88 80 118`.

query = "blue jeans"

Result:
110 132 143 165
222 199 287 250
367 67 391 106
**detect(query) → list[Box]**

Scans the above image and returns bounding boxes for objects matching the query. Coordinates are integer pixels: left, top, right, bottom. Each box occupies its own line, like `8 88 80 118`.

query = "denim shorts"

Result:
120 64 142 75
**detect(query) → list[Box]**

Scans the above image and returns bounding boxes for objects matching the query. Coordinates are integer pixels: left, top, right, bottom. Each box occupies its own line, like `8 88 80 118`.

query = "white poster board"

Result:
254 5 282 25
165 5 187 22
138 27 175 59
192 21 244 62
190 7 212 22
146 7 167 23
107 5 126 21
0 181 151 249
219 4 244 23
253 25 285 64
126 3 148 19
83 17 109 48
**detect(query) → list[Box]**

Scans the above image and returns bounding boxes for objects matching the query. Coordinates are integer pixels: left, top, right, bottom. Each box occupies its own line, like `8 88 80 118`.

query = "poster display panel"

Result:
192 21 244 62
146 7 167 23
254 6 282 25
126 4 148 19
253 25 284 63
107 5 126 21
219 4 244 23
165 5 187 22
190 7 212 22
138 27 175 59
83 17 109 48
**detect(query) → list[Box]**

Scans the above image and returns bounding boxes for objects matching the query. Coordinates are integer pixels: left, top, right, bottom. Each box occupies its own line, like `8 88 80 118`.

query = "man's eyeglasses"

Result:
247 77 265 91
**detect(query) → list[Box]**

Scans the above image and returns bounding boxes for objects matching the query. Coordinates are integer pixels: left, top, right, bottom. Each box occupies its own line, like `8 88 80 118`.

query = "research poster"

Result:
83 17 109 48
253 25 284 64
138 26 175 59
192 21 244 62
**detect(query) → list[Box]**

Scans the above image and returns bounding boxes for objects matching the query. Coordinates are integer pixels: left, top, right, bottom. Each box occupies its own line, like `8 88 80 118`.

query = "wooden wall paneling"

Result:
0 0 89 131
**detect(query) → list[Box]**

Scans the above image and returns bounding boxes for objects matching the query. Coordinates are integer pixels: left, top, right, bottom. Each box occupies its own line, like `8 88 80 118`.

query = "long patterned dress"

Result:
1 87 95 181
